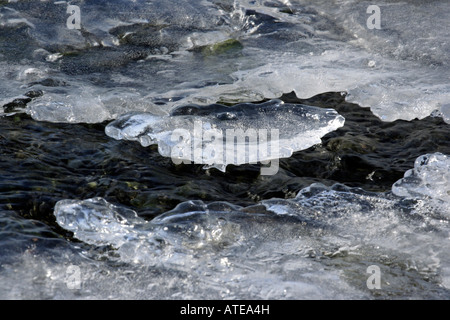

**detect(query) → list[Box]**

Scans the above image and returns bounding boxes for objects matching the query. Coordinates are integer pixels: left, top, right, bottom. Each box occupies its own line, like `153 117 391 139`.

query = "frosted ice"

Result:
1 0 449 123
104 99 345 171
54 197 148 247
392 153 450 217
51 153 450 298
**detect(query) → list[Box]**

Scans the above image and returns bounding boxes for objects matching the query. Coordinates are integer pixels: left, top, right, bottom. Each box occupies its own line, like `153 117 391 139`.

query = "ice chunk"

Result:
54 197 148 247
27 89 110 123
105 100 345 172
392 153 450 207
54 198 256 266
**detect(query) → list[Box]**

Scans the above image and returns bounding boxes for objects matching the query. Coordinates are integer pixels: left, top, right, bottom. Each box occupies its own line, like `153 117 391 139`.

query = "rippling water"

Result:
0 0 449 300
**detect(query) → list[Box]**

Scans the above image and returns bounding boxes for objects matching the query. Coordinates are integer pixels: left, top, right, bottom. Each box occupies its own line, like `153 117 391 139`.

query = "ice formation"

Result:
392 153 450 217
105 100 345 172
52 153 450 298
2 0 450 300
54 153 450 255
0 0 448 123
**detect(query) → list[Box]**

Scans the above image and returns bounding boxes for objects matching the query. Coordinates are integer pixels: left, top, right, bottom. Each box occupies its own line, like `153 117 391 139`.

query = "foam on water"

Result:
1 0 449 123
104 99 345 172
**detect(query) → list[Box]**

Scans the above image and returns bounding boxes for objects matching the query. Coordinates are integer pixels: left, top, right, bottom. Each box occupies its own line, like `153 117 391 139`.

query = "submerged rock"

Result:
194 38 243 56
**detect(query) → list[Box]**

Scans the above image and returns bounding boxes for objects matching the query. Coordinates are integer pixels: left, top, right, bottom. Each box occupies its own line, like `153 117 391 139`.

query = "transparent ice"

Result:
104 99 345 171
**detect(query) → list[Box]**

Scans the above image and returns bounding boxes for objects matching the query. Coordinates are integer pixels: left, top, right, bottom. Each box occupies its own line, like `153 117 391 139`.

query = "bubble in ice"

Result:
104 99 345 172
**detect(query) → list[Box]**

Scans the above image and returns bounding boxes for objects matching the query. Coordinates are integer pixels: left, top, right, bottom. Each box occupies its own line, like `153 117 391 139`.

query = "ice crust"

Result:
1 0 449 124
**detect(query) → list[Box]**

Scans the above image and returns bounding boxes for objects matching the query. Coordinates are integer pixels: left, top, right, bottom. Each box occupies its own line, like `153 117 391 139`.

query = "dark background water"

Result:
2 91 449 241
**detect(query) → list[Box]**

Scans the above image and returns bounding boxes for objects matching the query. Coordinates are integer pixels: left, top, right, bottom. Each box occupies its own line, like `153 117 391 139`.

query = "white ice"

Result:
0 0 448 124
